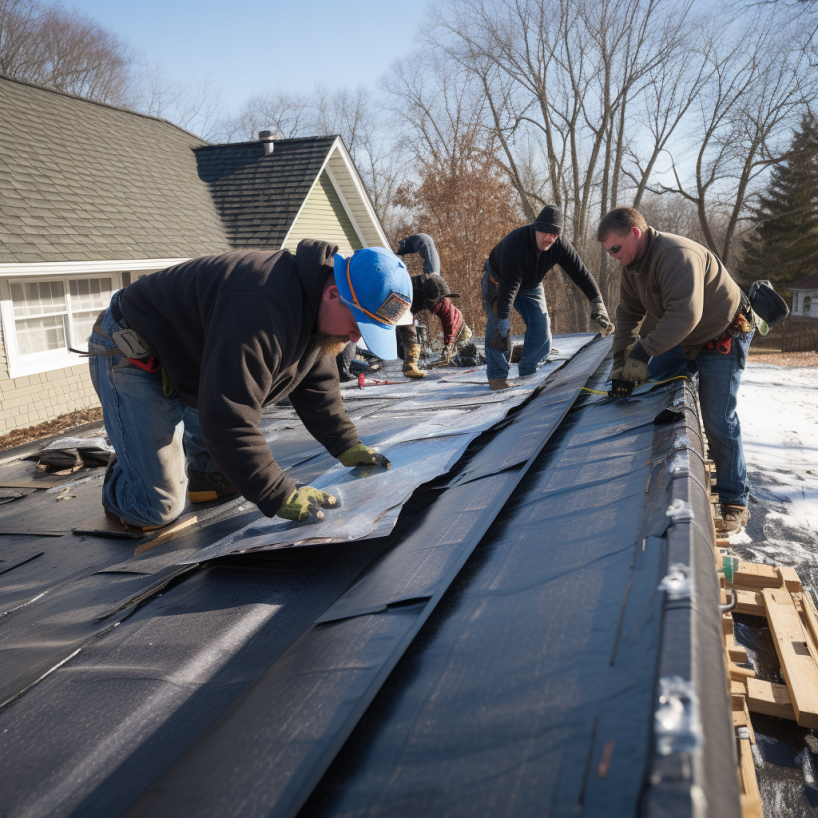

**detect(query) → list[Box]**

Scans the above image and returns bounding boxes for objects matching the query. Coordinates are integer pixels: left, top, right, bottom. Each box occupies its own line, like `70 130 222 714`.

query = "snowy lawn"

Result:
731 361 818 579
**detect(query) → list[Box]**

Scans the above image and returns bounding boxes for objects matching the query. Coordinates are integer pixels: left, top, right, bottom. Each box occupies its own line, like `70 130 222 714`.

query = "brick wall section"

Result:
0 362 99 432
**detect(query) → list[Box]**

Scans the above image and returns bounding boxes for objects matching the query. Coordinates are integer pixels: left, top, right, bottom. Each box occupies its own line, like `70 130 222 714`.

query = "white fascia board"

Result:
0 258 190 278
280 139 338 251
331 140 390 247
324 164 368 248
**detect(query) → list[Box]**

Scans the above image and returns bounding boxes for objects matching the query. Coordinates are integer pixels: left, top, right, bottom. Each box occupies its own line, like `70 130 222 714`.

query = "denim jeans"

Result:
647 330 754 506
88 291 218 527
482 263 552 380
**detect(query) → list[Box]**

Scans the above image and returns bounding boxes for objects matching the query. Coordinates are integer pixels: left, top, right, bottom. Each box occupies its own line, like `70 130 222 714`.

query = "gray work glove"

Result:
590 297 614 336
487 317 512 353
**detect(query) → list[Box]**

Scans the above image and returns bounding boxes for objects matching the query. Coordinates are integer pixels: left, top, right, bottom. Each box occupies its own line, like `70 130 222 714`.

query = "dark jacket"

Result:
119 240 360 516
487 226 601 319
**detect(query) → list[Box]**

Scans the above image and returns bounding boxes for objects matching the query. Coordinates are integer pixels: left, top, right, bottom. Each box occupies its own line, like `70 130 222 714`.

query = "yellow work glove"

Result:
276 486 340 524
339 443 391 469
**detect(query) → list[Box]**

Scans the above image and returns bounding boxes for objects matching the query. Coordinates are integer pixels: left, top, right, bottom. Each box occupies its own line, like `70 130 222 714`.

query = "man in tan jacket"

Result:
597 207 754 534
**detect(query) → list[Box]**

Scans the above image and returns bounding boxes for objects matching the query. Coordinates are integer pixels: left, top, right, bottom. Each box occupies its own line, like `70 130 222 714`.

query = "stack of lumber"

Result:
704 459 818 816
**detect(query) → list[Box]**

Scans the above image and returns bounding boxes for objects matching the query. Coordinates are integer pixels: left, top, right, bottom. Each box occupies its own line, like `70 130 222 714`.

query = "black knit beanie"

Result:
533 204 563 234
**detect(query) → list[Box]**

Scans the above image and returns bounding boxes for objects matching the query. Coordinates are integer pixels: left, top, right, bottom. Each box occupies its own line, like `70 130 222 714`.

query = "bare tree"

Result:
0 0 133 105
132 60 227 140
646 10 818 264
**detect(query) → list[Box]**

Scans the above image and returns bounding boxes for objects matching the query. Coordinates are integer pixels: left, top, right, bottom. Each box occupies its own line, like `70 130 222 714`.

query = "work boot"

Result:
716 504 750 535
103 507 164 532
187 468 239 503
488 378 511 391
403 343 427 379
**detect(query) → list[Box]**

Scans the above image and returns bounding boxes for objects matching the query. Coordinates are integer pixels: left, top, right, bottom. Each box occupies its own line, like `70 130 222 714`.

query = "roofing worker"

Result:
598 207 754 535
86 241 412 529
395 233 472 379
483 205 614 390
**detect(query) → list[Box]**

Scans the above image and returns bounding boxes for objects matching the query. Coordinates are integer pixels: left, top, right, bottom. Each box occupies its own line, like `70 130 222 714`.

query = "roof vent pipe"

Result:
259 130 275 156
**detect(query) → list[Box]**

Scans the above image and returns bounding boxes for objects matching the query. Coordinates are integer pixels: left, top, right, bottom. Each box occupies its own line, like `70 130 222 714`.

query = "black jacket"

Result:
119 240 360 516
487 226 601 319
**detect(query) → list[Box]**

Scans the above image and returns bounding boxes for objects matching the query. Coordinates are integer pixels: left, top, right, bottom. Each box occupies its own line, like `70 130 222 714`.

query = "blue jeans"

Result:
648 330 754 506
88 292 218 527
482 263 552 380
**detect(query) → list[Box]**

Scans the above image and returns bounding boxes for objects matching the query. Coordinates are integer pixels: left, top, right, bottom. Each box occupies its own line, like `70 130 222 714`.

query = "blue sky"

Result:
68 0 430 113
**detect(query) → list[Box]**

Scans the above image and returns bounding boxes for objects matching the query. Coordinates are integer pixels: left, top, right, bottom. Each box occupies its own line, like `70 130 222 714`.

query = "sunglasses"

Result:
607 244 622 256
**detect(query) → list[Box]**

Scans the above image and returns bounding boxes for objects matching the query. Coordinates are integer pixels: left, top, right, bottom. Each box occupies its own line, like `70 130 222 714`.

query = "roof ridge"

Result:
0 72 209 144
195 134 339 151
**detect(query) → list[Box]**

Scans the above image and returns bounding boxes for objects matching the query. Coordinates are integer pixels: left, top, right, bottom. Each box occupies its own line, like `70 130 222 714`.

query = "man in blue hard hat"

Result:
87 240 412 529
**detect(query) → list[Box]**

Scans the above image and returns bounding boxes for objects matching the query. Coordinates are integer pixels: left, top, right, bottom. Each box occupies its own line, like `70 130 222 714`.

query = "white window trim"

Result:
0 258 189 379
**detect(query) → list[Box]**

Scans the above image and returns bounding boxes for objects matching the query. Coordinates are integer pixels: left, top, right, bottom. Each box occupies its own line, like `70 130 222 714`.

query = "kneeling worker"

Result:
87 241 412 528
597 207 754 534
483 205 614 390
396 233 472 378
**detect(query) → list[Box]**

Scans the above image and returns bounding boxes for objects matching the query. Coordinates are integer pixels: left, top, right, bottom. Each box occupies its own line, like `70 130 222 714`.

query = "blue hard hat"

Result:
334 248 412 360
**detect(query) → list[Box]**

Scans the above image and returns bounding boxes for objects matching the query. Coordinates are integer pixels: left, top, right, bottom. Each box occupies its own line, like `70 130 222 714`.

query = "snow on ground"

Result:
731 363 818 579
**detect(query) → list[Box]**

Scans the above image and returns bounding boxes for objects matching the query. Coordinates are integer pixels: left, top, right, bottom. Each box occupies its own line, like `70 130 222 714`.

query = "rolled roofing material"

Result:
120 338 612 818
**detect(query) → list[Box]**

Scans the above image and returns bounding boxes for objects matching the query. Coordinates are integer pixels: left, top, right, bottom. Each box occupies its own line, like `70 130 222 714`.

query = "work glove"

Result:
339 443 391 469
621 341 650 386
487 317 512 353
277 486 340 524
590 297 614 336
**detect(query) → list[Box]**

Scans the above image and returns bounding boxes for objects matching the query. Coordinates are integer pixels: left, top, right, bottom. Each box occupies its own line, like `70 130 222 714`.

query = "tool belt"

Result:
706 295 754 355
71 300 160 373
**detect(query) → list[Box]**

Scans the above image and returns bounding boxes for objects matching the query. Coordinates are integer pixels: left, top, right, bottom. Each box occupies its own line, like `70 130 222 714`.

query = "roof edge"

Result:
0 72 210 145
194 134 340 151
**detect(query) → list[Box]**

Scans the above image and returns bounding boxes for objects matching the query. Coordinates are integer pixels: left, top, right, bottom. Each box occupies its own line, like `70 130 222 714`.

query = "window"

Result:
9 276 114 357
805 295 812 316
1 261 182 379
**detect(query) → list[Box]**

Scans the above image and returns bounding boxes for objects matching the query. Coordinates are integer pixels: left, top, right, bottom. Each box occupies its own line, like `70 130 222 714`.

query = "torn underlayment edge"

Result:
179 336 595 563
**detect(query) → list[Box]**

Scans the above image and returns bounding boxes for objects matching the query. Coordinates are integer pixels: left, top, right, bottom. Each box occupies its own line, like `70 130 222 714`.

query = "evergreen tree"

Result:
738 115 818 294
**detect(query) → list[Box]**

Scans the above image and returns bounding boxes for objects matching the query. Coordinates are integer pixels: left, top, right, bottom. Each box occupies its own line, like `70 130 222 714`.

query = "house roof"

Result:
0 74 230 264
0 337 737 816
195 136 338 249
0 75 386 267
788 271 818 290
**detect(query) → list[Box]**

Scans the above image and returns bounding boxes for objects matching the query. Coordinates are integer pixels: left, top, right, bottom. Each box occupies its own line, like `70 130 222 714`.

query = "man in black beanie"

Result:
482 205 613 389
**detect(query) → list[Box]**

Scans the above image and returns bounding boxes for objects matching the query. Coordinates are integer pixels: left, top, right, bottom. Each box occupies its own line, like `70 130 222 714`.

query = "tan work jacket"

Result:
613 228 743 364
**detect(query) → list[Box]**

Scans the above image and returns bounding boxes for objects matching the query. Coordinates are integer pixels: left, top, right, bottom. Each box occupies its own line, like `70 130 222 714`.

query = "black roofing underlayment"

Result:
0 336 740 818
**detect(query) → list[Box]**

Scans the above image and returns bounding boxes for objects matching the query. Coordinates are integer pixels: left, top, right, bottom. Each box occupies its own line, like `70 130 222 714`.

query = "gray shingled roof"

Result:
195 136 337 248
0 74 230 264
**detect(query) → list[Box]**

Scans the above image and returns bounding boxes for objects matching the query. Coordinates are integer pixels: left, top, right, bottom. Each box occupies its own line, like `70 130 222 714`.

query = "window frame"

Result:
0 259 189 379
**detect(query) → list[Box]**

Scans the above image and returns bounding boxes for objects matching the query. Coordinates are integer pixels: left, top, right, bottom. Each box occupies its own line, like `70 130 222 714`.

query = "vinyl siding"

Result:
283 171 363 254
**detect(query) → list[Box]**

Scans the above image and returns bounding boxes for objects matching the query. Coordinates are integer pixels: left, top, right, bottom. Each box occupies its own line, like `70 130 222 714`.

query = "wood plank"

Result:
739 735 761 803
729 663 756 682
801 591 818 654
763 587 818 728
733 561 781 588
779 565 803 593
746 678 796 720
727 589 765 617
723 612 735 635
732 679 748 696
729 644 749 663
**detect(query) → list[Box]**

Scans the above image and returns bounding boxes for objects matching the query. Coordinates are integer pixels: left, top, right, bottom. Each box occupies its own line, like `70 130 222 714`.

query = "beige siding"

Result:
283 171 363 254
0 363 99 432
326 149 387 248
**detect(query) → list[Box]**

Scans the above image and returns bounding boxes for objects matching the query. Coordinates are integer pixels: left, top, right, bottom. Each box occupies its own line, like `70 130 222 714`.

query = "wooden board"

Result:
746 678 796 721
733 561 781 588
779 565 803 593
726 589 765 617
763 587 818 728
